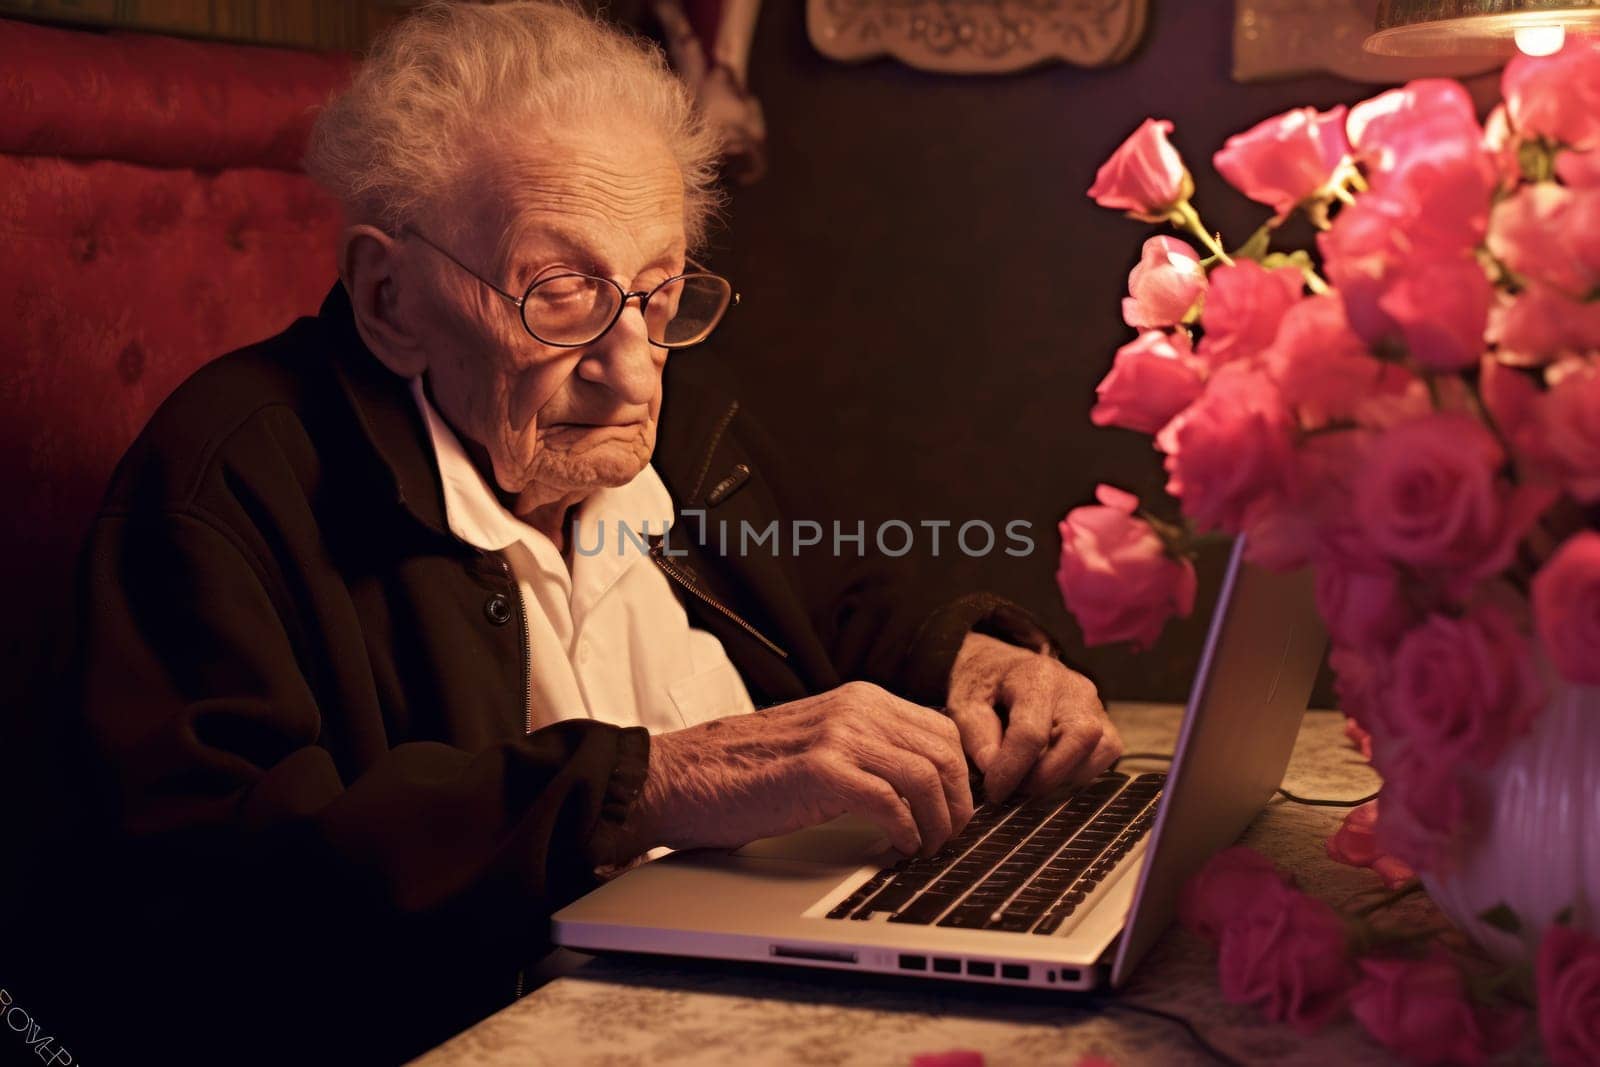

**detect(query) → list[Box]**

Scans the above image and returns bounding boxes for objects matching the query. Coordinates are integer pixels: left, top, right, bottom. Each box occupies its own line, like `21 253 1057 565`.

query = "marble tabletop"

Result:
410 703 1541 1067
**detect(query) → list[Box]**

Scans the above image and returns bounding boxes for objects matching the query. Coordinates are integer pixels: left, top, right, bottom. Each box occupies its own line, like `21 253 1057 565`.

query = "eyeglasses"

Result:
403 227 738 349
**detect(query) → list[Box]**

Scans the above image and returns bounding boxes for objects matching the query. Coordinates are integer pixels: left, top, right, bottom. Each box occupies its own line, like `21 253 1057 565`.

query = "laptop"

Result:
552 538 1326 991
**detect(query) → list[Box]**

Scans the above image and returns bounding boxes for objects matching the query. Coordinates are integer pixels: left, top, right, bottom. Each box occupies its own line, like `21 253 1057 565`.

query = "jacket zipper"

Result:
495 553 533 733
649 538 789 660
496 551 532 1002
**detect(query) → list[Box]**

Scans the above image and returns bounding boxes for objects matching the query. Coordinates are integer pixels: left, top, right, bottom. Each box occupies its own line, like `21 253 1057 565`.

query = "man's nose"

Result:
574 299 660 404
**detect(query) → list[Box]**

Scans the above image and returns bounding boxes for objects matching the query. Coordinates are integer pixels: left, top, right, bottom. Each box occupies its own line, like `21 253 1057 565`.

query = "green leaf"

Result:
1261 249 1315 273
1231 222 1273 263
1479 903 1523 935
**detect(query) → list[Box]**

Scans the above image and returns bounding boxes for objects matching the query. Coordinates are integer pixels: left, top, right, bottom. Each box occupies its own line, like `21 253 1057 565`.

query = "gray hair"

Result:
304 1 723 252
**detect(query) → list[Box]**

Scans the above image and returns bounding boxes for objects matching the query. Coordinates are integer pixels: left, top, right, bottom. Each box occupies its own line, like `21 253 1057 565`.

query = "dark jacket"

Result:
25 285 1054 1065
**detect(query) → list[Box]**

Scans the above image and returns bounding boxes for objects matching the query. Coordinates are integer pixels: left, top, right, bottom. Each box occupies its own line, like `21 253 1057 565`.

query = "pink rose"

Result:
1196 261 1304 368
910 1053 985 1067
1331 645 1386 729
1122 236 1207 329
1157 364 1296 534
1504 36 1600 150
1376 255 1492 372
1091 330 1206 434
1314 553 1415 651
1490 283 1600 364
1321 163 1491 347
1326 801 1415 889
1350 948 1526 1066
1532 531 1600 686
1537 924 1600 1067
1488 184 1600 299
1541 357 1600 503
1344 715 1374 759
1261 295 1407 427
1213 105 1350 218
1216 880 1355 1033
1557 145 1600 188
1353 413 1553 588
1180 845 1292 943
1377 604 1546 771
1088 118 1193 218
1483 104 1523 190
1252 431 1383 573
1348 80 1485 189
1055 484 1197 650
1371 745 1477 871
1479 356 1547 466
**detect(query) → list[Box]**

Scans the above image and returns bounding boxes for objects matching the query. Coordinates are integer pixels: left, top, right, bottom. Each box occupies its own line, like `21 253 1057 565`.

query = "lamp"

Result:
1365 1 1600 57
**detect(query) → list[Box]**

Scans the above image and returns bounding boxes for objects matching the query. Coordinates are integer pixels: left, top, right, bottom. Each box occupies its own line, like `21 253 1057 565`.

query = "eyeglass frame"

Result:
401 226 738 349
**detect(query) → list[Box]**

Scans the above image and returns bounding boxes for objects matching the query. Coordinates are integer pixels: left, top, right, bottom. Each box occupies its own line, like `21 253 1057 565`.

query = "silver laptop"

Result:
553 538 1326 991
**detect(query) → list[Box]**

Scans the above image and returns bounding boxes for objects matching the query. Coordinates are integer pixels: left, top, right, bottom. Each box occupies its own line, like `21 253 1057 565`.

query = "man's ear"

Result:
339 224 428 379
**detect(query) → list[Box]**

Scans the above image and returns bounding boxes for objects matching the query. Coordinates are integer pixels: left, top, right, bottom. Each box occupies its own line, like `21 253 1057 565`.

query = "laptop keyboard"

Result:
824 770 1165 935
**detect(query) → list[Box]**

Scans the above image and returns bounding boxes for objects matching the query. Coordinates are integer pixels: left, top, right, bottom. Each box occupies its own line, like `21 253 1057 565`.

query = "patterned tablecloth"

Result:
411 703 1542 1067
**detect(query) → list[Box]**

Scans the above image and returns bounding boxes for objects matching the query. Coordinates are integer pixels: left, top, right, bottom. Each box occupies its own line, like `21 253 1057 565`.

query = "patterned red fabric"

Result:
0 18 349 645
0 18 352 170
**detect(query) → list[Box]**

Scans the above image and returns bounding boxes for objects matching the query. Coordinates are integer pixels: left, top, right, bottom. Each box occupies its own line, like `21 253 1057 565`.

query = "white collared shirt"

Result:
410 378 756 734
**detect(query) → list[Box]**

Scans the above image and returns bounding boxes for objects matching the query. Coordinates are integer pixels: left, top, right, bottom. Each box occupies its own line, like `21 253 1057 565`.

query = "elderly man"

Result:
37 3 1118 1063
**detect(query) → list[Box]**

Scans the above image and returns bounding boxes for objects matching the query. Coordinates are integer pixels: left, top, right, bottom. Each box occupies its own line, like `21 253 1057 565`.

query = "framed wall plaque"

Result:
807 0 1150 73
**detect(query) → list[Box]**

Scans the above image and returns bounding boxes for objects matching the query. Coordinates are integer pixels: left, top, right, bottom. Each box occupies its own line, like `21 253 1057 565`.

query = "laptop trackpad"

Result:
732 816 897 865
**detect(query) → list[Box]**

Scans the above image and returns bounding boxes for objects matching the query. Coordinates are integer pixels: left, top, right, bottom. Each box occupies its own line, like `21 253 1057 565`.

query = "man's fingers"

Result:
1019 719 1105 797
863 749 953 856
882 704 974 835
983 696 1052 803
946 700 1002 774
837 769 922 855
1069 720 1125 787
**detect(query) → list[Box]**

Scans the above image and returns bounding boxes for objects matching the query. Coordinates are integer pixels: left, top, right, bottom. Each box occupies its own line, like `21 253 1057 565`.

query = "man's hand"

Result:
596 682 974 866
945 632 1122 803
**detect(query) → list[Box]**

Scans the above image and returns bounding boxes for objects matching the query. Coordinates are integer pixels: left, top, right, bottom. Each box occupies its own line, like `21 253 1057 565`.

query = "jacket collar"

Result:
320 283 453 537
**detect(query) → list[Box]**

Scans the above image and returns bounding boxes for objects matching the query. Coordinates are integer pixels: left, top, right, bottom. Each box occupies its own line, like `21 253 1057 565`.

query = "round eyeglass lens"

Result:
523 274 619 345
648 274 733 347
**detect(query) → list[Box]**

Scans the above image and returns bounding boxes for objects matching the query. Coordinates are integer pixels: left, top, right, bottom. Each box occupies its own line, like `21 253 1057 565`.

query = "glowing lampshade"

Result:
1365 0 1600 56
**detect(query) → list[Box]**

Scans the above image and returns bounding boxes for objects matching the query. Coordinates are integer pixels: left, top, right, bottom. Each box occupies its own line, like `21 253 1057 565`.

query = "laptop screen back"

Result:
1108 537 1327 986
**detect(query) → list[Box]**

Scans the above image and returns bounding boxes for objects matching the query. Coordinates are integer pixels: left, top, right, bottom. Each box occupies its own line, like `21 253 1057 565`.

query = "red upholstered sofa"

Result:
0 18 351 670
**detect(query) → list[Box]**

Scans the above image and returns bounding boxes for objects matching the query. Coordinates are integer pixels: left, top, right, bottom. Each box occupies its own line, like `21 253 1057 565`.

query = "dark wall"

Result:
686 0 1386 702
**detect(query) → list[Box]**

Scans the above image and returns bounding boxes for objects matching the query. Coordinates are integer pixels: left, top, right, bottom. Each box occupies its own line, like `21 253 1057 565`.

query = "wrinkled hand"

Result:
946 632 1122 803
598 682 974 865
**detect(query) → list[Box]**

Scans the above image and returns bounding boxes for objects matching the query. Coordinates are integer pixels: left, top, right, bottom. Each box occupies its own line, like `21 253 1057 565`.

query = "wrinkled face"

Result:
408 120 686 513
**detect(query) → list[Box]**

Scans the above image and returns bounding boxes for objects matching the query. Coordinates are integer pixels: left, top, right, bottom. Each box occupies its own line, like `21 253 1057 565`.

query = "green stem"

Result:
1423 372 1443 411
1465 372 1520 483
1173 201 1234 267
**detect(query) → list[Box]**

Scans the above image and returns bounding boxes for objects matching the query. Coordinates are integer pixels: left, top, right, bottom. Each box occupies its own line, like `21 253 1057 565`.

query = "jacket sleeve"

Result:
72 506 648 1036
731 407 1066 709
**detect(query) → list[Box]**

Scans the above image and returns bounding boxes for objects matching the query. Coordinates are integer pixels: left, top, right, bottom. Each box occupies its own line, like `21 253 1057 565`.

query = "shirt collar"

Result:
409 376 676 556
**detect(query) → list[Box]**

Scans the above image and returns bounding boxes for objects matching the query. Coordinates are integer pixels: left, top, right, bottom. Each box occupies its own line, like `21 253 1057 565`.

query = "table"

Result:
410 703 1534 1067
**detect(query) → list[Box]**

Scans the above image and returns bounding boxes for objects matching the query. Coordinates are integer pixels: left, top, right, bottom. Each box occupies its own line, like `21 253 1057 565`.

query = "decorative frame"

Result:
806 0 1150 73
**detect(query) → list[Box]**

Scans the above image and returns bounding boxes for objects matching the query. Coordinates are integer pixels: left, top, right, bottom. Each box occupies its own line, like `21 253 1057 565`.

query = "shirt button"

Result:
484 593 513 626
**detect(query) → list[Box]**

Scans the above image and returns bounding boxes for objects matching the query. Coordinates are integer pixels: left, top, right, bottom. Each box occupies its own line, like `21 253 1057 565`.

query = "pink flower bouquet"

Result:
1064 35 1600 1066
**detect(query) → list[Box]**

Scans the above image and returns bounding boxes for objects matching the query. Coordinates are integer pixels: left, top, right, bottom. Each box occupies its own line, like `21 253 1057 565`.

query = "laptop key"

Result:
888 889 961 925
937 904 994 929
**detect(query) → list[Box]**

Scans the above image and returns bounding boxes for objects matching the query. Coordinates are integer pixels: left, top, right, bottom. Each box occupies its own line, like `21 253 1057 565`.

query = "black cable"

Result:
1275 786 1381 807
1093 996 1245 1067
1112 751 1381 807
